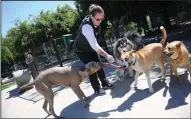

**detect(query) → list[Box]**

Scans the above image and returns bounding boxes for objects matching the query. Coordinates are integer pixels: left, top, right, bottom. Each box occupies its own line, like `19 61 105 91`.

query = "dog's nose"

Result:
123 65 126 68
163 51 166 54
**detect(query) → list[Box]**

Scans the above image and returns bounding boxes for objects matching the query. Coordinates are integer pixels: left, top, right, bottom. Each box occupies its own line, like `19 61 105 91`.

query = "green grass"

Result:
1 81 16 90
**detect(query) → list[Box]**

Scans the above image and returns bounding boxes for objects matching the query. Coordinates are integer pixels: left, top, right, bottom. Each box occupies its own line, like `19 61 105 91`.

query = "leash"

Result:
101 62 125 70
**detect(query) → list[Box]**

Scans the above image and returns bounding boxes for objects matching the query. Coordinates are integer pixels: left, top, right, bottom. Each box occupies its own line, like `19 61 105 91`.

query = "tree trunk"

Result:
113 18 120 39
163 9 171 30
50 36 63 67
149 12 155 32
142 17 149 36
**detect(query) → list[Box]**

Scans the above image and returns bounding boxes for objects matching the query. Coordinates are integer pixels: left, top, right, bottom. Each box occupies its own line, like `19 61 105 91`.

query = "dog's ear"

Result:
176 42 182 48
129 50 135 56
117 47 124 54
79 66 87 77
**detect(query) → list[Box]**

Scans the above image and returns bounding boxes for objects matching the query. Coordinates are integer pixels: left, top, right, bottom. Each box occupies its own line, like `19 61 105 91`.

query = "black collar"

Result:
132 58 136 65
129 58 136 66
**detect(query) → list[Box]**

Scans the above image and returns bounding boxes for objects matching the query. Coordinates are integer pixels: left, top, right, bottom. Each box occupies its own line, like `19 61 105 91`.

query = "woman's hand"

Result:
97 48 115 64
106 54 115 64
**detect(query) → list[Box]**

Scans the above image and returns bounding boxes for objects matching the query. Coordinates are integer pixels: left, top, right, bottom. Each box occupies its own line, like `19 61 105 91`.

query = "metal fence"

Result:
33 37 77 72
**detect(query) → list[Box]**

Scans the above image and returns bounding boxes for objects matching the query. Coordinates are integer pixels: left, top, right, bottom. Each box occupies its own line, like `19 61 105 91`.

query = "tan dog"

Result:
163 41 191 82
20 61 103 118
119 26 167 93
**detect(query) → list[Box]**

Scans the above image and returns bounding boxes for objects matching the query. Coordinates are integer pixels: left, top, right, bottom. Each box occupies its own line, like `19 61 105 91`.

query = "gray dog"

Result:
20 61 103 118
113 31 144 81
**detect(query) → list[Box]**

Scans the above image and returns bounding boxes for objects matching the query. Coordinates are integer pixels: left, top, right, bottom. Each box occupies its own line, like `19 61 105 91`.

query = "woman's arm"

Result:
82 24 109 58
82 24 114 63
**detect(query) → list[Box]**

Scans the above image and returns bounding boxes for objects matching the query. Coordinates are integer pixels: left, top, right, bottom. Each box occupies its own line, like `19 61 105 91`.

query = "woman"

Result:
74 4 115 96
25 49 38 80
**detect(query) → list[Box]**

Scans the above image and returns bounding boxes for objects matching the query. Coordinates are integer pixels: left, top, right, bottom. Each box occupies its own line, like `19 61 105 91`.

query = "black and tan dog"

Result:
20 61 104 118
113 31 144 81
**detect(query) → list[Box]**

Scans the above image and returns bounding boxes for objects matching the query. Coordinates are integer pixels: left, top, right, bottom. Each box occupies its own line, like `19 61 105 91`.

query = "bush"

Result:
124 22 138 31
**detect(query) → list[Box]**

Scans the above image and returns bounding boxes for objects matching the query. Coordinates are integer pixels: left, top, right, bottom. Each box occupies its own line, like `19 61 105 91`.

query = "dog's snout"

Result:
123 65 126 68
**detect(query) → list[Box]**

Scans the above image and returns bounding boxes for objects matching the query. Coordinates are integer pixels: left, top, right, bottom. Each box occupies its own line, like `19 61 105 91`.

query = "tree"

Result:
1 37 14 64
75 1 178 37
2 5 79 72
1 37 15 74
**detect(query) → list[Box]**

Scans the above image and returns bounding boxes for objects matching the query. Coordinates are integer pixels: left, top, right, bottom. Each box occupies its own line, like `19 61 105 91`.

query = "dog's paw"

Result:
160 78 166 82
44 113 51 118
54 116 61 119
118 79 124 82
118 76 124 82
128 72 134 78
134 82 138 87
149 88 154 93
52 115 59 119
161 74 166 80
54 115 62 119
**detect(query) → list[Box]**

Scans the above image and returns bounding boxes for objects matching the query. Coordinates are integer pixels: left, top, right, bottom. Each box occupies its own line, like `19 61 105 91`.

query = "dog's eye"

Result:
168 47 171 50
80 66 86 71
91 63 95 67
125 58 128 61
86 68 90 72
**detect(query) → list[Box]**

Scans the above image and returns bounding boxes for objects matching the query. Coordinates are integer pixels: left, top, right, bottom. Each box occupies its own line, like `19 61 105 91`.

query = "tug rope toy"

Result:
101 62 125 70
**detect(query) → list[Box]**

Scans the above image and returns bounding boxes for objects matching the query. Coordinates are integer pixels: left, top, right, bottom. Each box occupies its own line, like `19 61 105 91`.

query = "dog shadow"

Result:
117 79 167 112
6 85 65 103
109 73 135 98
104 67 116 77
5 87 41 103
6 87 23 99
59 94 116 118
165 72 191 110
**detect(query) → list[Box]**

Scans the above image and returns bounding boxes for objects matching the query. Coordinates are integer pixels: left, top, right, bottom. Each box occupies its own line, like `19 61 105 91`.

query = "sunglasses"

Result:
93 17 104 22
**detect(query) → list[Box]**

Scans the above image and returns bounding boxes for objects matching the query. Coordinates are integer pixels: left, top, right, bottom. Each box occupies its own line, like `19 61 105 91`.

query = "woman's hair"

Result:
89 4 104 16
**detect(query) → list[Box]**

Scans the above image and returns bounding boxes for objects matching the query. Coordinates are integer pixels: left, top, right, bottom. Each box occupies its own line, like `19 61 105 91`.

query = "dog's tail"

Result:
20 81 35 91
160 26 167 47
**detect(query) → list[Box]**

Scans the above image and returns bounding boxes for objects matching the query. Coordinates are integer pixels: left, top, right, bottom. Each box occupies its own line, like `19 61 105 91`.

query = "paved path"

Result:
2 40 191 118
